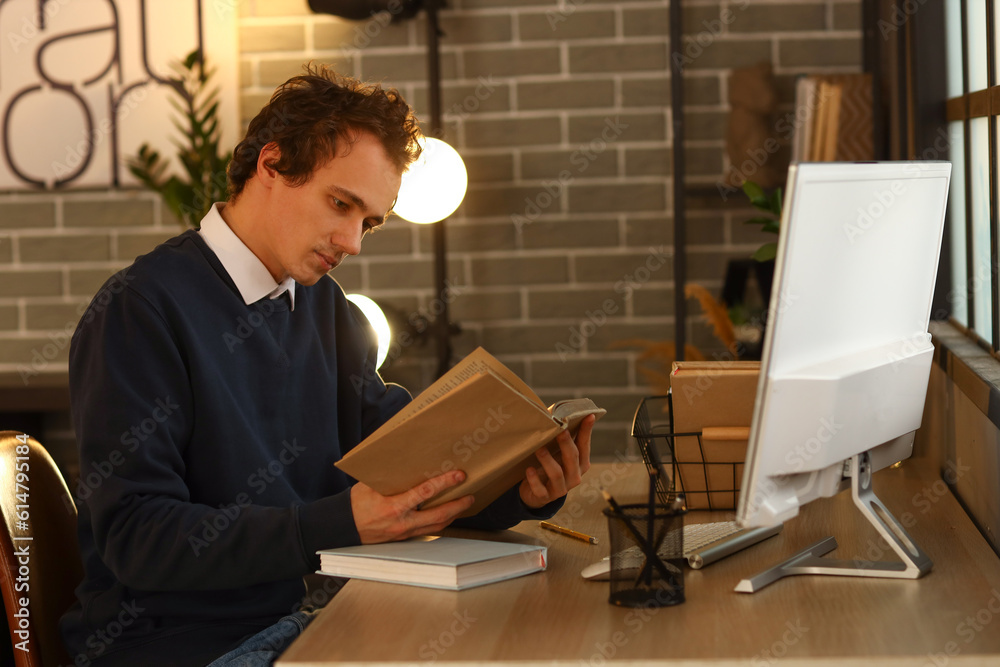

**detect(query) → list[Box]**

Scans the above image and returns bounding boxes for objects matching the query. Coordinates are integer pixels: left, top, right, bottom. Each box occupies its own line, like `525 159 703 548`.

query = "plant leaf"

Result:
126 51 232 228
768 188 783 216
183 49 201 71
684 283 737 353
743 181 765 206
752 242 777 262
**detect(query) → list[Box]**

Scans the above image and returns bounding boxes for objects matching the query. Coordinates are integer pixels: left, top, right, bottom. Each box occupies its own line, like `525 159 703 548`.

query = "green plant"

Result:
741 180 782 262
127 50 230 228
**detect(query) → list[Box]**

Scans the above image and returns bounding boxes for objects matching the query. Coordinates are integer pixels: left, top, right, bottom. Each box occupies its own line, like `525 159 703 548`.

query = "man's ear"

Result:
257 143 281 188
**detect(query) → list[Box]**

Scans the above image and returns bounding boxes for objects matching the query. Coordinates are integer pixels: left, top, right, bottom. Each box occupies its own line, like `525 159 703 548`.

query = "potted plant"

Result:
127 50 230 228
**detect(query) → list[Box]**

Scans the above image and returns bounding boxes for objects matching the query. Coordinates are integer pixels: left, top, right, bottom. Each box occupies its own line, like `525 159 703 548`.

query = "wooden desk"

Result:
278 458 1000 666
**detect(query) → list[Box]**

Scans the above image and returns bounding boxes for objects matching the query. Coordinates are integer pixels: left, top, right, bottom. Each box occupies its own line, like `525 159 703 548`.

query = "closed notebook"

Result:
317 536 547 591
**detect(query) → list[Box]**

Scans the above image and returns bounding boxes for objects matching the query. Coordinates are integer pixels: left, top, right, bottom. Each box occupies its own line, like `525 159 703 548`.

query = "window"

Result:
946 0 999 350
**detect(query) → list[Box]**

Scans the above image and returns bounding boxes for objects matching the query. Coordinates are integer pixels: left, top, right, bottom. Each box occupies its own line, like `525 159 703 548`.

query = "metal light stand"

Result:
669 0 686 361
424 0 457 379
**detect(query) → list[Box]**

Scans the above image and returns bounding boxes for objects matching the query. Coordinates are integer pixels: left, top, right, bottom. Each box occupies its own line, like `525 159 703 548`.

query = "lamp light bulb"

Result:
393 137 468 224
346 294 391 369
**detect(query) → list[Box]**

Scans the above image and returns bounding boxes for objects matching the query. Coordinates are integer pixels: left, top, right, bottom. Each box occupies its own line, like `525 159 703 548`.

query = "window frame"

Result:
945 0 1000 354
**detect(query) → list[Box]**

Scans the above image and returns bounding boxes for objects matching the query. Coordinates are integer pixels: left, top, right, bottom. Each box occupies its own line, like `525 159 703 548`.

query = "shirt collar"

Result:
198 203 296 310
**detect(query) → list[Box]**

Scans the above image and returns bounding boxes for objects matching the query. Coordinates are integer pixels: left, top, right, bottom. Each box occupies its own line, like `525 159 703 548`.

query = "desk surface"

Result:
279 457 1000 666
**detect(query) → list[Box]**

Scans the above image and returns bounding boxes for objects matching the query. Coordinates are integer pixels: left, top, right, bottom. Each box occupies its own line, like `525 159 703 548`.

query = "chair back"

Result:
0 431 82 667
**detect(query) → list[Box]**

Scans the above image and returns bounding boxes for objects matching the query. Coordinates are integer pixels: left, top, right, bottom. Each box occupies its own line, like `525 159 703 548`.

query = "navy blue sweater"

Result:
61 230 558 666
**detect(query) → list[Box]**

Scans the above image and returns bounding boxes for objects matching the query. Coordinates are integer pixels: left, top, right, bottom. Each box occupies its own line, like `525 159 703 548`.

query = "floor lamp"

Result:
403 0 465 379
308 0 466 378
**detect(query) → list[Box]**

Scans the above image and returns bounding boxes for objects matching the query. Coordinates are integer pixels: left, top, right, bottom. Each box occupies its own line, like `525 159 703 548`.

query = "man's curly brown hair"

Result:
227 64 421 201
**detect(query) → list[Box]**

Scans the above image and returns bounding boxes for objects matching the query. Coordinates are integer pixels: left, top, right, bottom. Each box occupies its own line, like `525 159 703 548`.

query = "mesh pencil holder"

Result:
603 503 685 608
631 395 745 511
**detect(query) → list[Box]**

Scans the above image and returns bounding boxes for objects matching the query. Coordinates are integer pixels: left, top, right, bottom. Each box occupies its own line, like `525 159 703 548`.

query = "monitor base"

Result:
735 451 933 593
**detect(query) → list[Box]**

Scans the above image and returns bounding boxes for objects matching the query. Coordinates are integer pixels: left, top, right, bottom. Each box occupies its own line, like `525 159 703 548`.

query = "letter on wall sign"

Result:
0 0 237 190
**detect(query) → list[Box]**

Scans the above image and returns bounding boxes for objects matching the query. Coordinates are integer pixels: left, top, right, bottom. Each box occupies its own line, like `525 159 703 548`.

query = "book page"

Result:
548 398 605 425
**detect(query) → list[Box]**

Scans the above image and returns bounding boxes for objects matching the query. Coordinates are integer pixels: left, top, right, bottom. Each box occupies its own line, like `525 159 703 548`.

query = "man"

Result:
61 65 594 666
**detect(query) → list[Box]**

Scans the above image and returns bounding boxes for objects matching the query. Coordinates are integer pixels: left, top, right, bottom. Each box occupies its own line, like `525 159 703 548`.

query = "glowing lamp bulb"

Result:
346 294 391 369
393 137 468 224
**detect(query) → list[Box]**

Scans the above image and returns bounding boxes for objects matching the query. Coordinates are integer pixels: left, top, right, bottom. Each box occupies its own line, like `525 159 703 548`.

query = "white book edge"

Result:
317 537 547 591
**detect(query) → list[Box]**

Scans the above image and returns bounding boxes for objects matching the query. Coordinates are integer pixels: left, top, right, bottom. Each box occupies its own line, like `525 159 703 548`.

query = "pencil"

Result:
539 521 598 544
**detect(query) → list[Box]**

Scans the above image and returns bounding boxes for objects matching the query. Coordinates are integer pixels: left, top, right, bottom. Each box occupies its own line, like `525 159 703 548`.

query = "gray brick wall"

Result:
0 192 182 397
0 0 863 464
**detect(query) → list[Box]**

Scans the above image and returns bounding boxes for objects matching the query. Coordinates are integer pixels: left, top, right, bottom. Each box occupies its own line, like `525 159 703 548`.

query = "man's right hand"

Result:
350 471 475 544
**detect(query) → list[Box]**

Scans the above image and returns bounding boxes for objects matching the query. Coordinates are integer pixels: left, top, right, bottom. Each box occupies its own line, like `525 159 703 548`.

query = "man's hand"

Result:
351 471 475 544
519 414 595 509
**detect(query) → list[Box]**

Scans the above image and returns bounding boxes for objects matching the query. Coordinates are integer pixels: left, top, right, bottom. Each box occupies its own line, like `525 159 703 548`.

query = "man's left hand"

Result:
519 414 595 509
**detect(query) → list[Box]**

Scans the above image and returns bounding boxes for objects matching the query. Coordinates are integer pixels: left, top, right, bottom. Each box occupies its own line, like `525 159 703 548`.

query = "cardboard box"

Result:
669 362 759 510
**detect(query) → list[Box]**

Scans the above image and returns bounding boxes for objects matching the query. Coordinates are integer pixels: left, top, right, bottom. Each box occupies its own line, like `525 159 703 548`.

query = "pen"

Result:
539 521 598 545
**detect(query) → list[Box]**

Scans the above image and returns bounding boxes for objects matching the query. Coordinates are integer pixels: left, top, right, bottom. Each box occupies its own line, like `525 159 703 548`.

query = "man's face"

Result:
259 131 401 286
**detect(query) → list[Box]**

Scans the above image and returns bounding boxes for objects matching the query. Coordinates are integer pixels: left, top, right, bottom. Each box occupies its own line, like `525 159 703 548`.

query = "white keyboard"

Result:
615 521 743 560
680 521 746 552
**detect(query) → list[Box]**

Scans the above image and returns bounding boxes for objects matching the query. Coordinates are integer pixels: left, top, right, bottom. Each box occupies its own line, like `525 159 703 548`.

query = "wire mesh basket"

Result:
630 394 745 511
630 395 680 506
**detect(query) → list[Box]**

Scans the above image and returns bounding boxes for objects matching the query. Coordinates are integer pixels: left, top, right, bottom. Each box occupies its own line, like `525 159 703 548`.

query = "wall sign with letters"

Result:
0 0 237 190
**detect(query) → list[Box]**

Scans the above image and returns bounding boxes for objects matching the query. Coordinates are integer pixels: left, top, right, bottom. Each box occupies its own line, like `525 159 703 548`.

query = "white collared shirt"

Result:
198 203 296 310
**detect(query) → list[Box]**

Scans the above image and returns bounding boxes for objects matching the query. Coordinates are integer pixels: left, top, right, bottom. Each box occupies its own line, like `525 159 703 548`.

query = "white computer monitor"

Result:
734 161 951 592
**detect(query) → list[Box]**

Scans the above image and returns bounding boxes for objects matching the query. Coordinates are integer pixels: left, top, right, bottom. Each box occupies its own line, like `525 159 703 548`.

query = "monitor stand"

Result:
735 451 933 593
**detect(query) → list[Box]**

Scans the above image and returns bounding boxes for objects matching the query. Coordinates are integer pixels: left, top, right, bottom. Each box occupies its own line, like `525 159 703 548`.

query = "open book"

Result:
318 536 546 590
336 347 606 517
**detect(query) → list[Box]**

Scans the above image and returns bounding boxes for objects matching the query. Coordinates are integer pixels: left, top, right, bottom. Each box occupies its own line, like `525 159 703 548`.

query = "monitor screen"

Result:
736 161 952 529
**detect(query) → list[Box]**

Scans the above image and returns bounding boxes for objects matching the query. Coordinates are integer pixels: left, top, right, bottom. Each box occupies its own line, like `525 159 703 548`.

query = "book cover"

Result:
317 536 547 590
812 80 843 162
799 74 873 163
831 73 874 161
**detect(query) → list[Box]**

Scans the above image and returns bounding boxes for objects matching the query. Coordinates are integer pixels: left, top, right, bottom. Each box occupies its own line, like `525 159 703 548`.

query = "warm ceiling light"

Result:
393 137 468 225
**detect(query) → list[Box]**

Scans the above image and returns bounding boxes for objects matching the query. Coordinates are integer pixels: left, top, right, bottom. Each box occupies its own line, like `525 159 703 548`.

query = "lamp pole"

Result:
669 0 686 361
424 0 454 378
